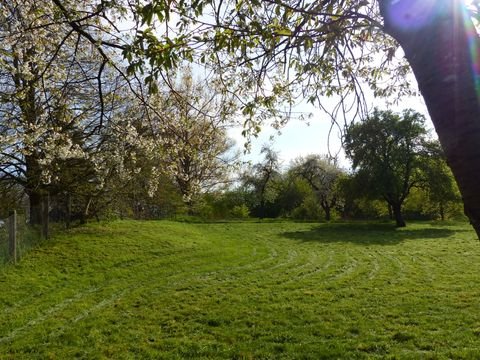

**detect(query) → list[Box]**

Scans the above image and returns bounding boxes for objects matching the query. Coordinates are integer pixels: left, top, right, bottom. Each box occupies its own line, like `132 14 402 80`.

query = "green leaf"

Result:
276 28 292 36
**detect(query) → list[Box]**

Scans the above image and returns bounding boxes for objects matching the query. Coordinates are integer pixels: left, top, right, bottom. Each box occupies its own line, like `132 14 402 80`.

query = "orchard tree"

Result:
0 0 131 224
420 141 462 221
143 69 239 208
0 179 24 217
290 155 344 221
274 171 312 218
242 146 281 219
344 109 428 227
425 162 462 221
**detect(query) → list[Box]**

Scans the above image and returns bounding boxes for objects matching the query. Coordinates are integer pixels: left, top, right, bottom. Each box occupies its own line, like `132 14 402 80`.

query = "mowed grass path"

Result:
1 221 480 359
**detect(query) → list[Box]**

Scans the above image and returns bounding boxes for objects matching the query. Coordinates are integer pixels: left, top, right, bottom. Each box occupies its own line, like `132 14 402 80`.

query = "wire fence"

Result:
0 210 45 265
0 191 183 265
0 193 78 265
0 214 9 263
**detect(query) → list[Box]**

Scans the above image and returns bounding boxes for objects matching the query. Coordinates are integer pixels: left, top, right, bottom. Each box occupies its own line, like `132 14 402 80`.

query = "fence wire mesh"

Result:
1 202 65 265
0 214 8 264
1 190 180 265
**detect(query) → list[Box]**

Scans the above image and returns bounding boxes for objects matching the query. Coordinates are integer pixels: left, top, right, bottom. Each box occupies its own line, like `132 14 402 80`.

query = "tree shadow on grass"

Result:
280 222 463 246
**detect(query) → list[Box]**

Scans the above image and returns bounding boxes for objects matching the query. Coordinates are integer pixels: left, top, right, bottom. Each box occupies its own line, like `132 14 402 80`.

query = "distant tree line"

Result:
0 91 463 227
200 109 462 225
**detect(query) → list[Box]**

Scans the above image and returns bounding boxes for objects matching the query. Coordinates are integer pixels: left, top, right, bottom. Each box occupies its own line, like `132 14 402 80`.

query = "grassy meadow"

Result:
1 220 480 358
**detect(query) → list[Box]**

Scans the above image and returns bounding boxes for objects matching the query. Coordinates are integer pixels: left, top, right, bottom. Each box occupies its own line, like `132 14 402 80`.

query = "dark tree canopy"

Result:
418 140 462 221
242 145 281 218
344 108 428 227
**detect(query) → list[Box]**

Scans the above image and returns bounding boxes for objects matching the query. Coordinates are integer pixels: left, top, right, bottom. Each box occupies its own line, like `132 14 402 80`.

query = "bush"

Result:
291 196 322 221
191 201 215 220
231 204 250 219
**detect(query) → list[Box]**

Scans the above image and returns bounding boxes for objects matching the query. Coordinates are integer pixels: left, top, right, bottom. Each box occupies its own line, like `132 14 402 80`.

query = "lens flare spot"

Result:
462 5 480 98
385 0 438 31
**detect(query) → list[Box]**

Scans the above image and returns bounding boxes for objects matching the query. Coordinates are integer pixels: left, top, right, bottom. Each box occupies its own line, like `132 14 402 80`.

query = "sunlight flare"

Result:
460 4 480 98
383 0 439 31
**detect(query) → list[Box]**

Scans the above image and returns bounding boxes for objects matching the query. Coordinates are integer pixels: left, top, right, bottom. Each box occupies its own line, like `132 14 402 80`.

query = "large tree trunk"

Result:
25 155 43 225
439 202 446 222
321 201 332 221
391 202 406 228
324 205 331 221
27 190 43 225
259 199 266 219
380 0 480 238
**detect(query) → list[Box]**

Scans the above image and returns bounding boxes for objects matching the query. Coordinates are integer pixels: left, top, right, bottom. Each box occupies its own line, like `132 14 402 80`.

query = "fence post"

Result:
8 210 17 264
42 194 49 240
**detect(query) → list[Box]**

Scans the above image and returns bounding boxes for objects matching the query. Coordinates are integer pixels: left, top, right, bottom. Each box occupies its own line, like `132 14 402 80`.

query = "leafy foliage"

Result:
98 0 410 135
417 140 463 220
344 109 429 227
0 1 472 227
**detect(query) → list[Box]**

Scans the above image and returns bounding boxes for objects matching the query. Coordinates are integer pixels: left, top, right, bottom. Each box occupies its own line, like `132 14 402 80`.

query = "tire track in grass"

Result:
403 251 434 284
343 254 378 286
0 263 200 344
42 289 129 341
195 242 288 282
45 248 300 344
203 224 334 284
268 249 298 271
280 249 335 284
228 243 334 287
319 249 357 284
0 286 101 344
233 246 323 290
54 242 333 333
328 248 389 291
367 253 380 281
286 250 323 278
328 256 365 290
0 223 295 345
272 243 353 288
0 243 247 344
6 230 334 343
263 247 316 282
116 243 365 321
99 236 324 312
383 254 404 283
416 252 452 283
195 235 319 284
382 248 434 289
355 248 401 289
0 245 208 322
263 245 347 288
394 248 441 288
8 221 471 352
0 229 297 345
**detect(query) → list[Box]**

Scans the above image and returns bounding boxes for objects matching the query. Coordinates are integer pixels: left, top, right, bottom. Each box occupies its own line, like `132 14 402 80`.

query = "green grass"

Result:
1 220 480 359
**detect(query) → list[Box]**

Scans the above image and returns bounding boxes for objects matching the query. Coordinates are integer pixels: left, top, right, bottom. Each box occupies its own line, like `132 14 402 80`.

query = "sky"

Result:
229 90 431 170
